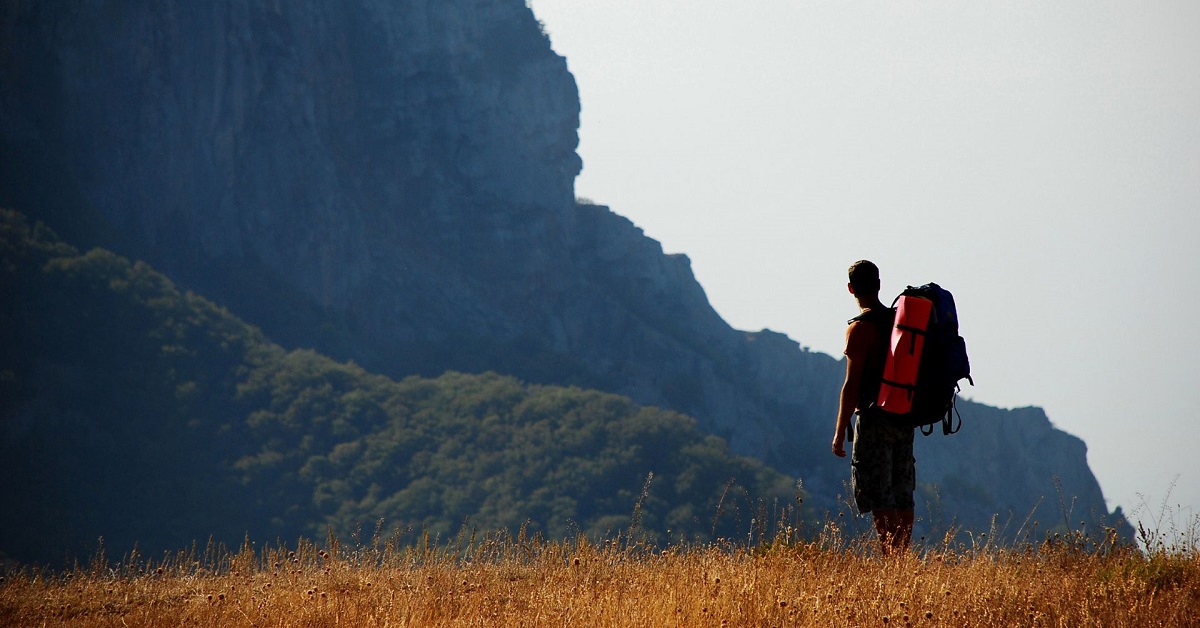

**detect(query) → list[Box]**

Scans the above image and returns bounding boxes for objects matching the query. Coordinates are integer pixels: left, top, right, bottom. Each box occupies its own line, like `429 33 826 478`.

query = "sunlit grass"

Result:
2 518 1197 627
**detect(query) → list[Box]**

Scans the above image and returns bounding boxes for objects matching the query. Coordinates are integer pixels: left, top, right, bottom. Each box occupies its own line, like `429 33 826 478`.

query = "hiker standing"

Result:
831 260 915 553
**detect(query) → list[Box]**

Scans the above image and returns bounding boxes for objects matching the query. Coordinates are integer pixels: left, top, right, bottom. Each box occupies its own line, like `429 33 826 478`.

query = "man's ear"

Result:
847 282 856 295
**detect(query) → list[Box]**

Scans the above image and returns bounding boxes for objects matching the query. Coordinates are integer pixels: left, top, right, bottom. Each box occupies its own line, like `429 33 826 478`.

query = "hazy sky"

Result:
528 0 1200 534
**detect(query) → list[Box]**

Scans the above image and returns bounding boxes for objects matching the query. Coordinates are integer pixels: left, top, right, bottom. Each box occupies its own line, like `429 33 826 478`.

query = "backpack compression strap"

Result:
920 387 965 436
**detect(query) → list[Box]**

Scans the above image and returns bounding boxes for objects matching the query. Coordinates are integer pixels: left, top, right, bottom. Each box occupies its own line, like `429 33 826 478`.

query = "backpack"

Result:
872 283 973 435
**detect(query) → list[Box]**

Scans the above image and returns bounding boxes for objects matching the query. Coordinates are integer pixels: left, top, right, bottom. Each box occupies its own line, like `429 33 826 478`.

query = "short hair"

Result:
848 260 879 293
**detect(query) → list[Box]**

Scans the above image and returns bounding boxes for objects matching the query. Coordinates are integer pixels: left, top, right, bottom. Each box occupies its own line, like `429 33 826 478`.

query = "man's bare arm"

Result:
832 323 868 457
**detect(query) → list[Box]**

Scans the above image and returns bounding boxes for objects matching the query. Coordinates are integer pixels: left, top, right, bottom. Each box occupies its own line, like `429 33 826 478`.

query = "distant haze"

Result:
529 0 1200 531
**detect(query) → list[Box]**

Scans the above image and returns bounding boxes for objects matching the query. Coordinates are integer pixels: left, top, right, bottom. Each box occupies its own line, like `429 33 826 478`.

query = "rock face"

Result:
0 0 1128 537
2 0 579 310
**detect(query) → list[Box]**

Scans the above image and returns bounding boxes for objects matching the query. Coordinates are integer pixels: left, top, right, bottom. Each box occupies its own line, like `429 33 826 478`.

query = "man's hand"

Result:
832 425 848 457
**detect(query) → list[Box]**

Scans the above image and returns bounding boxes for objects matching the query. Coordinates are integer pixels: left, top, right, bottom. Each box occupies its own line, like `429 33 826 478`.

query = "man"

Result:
831 260 915 552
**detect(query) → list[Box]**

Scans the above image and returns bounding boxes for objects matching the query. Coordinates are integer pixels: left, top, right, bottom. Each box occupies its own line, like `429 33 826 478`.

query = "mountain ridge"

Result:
0 0 1131 551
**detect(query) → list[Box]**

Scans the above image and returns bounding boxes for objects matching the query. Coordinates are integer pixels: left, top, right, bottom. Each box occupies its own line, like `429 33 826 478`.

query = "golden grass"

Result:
2 528 1197 627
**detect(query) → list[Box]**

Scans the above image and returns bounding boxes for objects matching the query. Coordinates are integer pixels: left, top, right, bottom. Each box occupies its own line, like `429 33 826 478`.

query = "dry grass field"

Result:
2 521 1198 628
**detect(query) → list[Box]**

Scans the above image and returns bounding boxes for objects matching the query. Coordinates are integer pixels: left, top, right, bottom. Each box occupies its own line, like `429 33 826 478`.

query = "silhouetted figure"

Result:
831 260 914 553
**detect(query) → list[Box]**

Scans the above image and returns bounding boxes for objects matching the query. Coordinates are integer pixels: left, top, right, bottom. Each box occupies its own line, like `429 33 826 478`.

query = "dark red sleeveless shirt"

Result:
846 306 895 412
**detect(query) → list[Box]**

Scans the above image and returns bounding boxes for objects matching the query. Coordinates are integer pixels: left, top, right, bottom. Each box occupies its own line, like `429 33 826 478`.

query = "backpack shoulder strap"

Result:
847 306 895 326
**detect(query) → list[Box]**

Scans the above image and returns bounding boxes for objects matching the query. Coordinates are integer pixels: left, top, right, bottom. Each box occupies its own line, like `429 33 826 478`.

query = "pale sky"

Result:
528 0 1200 535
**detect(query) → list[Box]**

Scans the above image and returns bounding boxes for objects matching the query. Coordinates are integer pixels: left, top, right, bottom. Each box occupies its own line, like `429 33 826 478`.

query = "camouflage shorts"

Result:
851 410 916 512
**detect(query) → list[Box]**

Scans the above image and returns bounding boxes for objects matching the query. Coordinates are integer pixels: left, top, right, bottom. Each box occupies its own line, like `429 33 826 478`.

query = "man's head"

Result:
847 259 880 296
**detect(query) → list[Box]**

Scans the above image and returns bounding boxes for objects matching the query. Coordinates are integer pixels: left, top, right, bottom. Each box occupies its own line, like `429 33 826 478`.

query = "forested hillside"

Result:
0 210 798 564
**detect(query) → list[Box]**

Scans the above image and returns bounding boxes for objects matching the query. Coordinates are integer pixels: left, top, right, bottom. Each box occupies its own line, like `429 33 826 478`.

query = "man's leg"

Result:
894 509 914 551
871 509 893 550
881 421 916 554
872 509 913 553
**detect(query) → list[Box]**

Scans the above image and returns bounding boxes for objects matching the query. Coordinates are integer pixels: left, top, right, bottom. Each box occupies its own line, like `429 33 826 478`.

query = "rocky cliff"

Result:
0 0 1129 539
